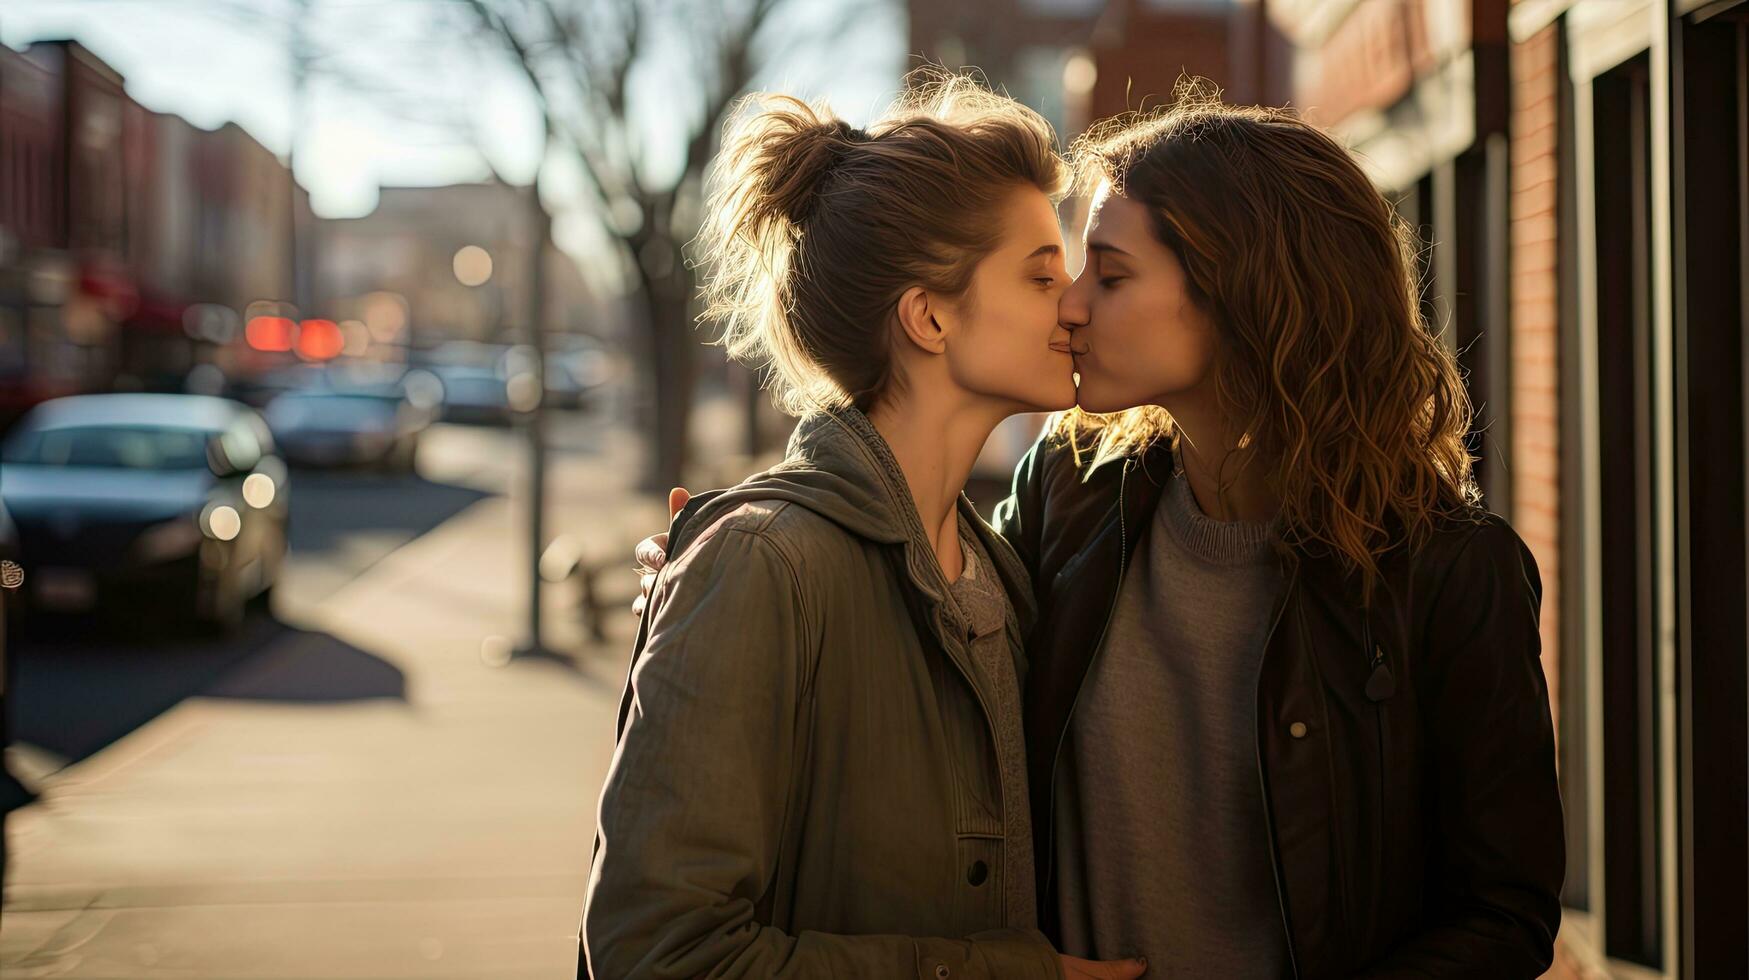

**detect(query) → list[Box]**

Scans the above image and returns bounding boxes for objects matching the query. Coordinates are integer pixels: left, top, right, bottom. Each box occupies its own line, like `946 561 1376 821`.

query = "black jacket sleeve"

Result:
1357 517 1565 978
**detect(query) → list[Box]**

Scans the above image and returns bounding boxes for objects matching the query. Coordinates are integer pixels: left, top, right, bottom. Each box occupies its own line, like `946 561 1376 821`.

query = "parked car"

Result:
223 364 330 409
0 394 289 632
431 365 514 425
264 386 429 471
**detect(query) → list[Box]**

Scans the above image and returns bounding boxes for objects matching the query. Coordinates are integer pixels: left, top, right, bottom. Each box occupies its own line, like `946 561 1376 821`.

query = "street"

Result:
0 409 674 979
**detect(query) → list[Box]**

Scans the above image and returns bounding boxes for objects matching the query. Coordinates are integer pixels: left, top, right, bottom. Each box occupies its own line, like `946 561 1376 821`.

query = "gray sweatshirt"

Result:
1054 463 1291 977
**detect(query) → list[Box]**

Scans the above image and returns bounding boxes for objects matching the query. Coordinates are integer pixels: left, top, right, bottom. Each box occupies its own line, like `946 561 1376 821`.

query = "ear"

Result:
894 285 949 355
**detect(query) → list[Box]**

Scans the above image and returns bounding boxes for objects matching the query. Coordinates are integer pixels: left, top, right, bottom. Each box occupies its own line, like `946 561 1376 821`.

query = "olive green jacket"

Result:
582 408 1059 980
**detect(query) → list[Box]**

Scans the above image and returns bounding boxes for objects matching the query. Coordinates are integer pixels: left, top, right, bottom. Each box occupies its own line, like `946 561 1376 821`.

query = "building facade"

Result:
1498 0 1748 975
0 40 131 420
909 0 1292 137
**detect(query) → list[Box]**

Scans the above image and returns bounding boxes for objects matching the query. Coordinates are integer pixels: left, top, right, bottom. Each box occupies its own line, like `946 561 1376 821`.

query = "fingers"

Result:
632 489 688 617
631 571 658 617
634 532 669 573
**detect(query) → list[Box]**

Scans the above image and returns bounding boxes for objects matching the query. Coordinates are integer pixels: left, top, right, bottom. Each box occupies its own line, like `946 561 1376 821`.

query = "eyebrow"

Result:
1025 244 1062 259
1086 241 1132 257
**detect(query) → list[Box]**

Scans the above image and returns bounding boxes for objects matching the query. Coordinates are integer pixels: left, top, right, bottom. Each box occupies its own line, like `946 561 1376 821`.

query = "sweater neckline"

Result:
1159 461 1280 567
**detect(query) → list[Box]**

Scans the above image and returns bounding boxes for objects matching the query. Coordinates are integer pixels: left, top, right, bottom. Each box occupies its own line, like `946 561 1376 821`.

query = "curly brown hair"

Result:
1057 82 1481 592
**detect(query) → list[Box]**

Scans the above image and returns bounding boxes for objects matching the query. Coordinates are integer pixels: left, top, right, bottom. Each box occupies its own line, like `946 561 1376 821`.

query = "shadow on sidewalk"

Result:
6 613 405 809
287 470 491 559
202 626 406 703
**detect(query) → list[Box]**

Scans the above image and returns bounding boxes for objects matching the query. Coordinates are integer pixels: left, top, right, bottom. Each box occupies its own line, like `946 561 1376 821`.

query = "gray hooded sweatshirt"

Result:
582 408 1058 980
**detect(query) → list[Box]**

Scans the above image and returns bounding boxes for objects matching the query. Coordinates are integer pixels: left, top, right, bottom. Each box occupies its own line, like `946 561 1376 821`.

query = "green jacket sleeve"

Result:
583 520 1061 980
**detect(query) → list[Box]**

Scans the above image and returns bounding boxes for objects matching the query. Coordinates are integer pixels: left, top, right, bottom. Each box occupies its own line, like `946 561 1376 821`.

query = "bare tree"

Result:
460 0 863 492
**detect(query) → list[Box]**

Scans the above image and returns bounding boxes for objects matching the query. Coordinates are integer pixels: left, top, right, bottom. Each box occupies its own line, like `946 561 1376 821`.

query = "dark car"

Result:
222 364 331 410
432 365 515 425
0 394 289 632
264 387 429 471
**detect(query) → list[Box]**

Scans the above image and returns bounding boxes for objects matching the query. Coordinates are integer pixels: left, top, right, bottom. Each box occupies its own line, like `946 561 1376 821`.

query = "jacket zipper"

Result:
1364 616 1392 959
1254 563 1302 980
1040 459 1131 910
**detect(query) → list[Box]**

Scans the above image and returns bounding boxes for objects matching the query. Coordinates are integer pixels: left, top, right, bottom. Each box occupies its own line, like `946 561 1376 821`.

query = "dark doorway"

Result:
1673 6 1749 977
1591 50 1664 972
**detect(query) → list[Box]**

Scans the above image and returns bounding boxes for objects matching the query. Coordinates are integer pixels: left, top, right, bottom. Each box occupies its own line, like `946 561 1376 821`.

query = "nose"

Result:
1059 267 1092 332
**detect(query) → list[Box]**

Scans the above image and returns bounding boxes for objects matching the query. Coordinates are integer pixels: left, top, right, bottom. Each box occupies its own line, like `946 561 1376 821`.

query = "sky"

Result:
0 0 907 241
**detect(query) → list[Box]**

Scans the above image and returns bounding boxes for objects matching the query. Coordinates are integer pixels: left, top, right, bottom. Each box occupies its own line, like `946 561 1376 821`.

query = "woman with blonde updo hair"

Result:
583 71 1145 980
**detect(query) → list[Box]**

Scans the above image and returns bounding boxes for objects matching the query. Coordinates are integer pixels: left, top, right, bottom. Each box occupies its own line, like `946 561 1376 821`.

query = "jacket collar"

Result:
799 408 1037 630
678 406 1036 630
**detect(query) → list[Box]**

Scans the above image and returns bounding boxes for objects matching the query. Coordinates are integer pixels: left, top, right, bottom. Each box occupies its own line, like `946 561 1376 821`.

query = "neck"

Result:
866 391 1007 582
1164 391 1280 523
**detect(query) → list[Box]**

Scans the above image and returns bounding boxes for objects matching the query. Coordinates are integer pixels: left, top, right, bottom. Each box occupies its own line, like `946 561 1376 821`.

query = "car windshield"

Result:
0 425 213 470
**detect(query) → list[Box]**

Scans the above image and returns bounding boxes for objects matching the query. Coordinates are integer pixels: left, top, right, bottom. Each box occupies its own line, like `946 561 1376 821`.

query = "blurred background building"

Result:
0 0 1744 977
316 182 600 351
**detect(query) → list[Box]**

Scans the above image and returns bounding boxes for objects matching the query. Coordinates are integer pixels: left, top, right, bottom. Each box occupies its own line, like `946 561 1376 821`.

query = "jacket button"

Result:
966 860 988 886
935 966 951 979
1289 721 1308 738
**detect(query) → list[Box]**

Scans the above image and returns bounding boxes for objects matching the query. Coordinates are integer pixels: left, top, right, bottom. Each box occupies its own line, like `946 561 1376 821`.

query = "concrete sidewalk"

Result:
0 433 675 978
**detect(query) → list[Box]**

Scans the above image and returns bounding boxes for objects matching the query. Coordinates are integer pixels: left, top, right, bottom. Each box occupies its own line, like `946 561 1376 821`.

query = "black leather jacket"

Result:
992 435 1563 979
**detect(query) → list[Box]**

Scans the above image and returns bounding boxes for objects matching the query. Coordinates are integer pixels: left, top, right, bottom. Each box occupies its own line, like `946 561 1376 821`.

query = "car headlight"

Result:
132 516 205 563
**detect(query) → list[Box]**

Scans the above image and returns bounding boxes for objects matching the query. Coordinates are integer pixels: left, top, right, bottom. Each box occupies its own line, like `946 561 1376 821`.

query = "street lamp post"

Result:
518 187 552 660
455 230 548 659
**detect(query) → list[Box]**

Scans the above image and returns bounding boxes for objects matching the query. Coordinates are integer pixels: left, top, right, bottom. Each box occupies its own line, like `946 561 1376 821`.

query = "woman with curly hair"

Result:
996 89 1563 977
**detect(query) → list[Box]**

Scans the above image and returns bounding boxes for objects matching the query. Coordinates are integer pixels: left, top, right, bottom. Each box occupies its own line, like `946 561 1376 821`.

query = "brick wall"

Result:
1511 19 1589 980
1509 22 1563 713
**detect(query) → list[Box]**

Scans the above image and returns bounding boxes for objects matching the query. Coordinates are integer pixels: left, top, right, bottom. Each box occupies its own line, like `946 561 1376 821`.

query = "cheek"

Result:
975 293 1056 363
1078 289 1214 407
949 297 1076 408
1140 314 1213 384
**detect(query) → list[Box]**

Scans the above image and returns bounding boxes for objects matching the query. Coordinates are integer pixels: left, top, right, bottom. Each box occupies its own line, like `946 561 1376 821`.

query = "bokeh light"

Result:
452 245 493 287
